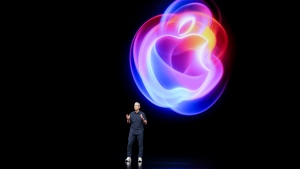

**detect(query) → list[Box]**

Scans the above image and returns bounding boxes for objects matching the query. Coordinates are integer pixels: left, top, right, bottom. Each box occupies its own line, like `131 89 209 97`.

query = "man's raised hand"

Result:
140 114 144 120
126 114 130 120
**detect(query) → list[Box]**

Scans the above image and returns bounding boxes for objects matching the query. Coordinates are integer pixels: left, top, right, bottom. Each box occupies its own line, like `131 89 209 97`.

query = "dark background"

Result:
45 0 285 167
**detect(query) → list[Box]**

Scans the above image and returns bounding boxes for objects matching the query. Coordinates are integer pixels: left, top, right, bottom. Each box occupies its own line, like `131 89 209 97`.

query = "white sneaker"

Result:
125 157 131 162
138 157 142 162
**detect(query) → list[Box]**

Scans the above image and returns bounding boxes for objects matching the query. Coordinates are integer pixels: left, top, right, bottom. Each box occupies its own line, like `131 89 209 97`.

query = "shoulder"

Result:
140 111 145 114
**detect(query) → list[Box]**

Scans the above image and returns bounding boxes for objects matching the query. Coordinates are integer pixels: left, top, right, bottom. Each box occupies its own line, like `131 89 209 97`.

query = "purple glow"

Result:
130 0 230 115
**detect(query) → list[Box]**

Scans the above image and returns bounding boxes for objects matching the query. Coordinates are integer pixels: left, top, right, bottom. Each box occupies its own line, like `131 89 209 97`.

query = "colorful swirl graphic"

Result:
130 0 230 115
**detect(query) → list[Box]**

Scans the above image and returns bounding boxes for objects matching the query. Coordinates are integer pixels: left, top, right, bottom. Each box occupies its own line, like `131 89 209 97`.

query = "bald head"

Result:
134 102 140 111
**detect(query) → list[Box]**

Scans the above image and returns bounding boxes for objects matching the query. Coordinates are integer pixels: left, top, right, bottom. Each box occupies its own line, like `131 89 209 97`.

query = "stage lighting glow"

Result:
130 0 230 115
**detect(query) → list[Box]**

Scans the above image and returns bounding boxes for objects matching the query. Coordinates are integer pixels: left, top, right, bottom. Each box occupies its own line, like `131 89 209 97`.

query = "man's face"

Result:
134 103 140 111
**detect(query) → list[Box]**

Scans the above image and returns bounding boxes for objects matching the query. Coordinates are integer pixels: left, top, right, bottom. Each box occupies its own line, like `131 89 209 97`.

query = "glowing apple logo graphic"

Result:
130 0 230 115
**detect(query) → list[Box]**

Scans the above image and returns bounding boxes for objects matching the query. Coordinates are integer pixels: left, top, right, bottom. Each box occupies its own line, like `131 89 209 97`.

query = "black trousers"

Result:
127 129 144 158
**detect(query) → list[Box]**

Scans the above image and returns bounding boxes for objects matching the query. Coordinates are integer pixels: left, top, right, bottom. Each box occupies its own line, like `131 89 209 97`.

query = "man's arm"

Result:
126 114 131 124
140 113 147 125
143 119 147 125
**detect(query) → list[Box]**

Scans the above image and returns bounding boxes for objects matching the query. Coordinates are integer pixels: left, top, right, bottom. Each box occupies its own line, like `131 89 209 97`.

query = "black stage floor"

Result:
103 155 227 169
